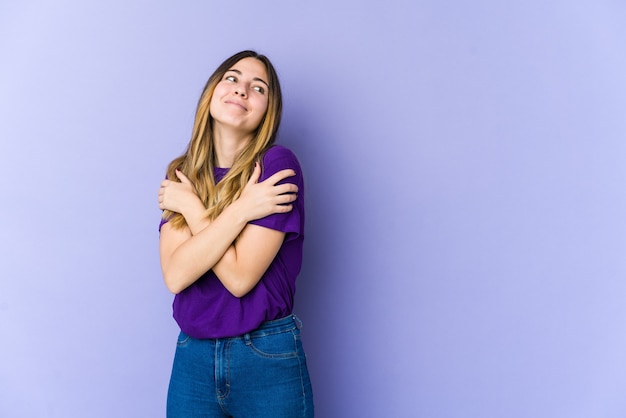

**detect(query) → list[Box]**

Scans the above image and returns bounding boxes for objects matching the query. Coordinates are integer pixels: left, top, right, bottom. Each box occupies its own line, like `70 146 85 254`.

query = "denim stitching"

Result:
176 334 191 347
296 335 308 417
246 329 298 359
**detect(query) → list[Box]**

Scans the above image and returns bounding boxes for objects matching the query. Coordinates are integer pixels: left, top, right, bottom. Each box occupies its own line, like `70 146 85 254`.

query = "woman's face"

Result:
209 57 270 137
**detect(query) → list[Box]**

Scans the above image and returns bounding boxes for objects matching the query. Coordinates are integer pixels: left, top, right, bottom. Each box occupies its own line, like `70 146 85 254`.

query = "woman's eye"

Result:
225 75 236 82
253 86 265 94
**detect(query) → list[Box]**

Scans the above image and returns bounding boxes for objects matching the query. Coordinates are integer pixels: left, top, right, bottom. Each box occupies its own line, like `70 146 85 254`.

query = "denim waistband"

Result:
244 314 302 339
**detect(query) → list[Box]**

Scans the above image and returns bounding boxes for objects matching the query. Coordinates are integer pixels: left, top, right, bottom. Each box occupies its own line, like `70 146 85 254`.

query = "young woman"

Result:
158 51 314 417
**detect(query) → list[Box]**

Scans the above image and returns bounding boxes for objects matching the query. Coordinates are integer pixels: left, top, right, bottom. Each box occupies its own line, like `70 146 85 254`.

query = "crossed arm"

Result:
158 164 298 296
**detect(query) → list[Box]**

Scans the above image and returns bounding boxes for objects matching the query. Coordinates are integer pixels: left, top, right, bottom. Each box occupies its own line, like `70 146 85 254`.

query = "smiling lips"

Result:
225 100 247 111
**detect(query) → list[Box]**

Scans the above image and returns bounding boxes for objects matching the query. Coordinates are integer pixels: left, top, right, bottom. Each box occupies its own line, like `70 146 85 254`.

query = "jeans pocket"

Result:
246 330 298 359
176 331 191 347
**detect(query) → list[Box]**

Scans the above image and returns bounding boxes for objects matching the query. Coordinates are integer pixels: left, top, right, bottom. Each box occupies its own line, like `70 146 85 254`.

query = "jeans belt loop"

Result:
293 314 303 330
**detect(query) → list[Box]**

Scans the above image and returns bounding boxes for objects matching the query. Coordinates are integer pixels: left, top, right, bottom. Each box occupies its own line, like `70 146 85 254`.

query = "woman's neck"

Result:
212 126 253 168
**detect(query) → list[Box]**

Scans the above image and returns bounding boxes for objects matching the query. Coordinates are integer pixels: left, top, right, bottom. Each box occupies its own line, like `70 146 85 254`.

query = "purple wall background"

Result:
2 1 626 417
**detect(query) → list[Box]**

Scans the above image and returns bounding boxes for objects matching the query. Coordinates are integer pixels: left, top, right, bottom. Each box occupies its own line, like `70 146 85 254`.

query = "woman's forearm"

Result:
181 202 212 235
211 225 285 297
159 166 298 294
176 203 281 298
161 202 248 294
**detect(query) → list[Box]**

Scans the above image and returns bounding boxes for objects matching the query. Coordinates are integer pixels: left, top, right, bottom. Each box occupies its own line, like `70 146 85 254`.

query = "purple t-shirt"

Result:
161 145 305 338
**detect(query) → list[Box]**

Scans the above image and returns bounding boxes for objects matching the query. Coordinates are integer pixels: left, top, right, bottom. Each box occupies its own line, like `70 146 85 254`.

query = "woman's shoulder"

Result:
263 144 299 162
262 145 301 169
260 145 303 182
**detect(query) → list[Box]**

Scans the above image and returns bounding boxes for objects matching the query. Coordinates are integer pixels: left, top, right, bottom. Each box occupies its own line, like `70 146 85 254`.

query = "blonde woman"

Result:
158 51 313 417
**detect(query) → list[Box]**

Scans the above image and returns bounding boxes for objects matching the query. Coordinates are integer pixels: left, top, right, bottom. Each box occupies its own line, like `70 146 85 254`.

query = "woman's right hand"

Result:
158 170 205 217
235 162 298 222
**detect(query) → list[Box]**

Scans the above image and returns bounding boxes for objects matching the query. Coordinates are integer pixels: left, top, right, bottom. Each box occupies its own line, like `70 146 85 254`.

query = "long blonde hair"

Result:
163 50 283 230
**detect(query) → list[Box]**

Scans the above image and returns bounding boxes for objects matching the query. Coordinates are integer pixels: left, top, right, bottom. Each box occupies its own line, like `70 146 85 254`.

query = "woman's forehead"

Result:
227 58 268 82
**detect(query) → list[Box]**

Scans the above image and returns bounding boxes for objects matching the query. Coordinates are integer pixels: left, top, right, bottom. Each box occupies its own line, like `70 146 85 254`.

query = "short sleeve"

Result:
158 214 170 232
249 145 304 241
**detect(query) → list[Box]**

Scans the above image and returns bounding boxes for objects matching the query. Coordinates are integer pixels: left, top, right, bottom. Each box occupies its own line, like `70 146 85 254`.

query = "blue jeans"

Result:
167 314 314 417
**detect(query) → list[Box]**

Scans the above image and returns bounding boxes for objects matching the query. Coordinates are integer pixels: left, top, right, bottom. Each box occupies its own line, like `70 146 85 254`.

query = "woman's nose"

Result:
235 87 247 97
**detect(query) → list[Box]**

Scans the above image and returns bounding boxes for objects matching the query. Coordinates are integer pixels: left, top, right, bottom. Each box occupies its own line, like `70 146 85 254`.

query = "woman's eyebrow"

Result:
226 68 269 88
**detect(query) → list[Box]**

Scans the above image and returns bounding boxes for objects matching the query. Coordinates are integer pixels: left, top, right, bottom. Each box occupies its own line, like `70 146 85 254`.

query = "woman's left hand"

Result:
234 162 298 222
158 170 205 216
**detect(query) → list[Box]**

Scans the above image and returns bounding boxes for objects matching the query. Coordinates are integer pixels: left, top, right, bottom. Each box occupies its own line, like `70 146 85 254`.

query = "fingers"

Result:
274 204 293 213
158 180 171 209
278 193 297 205
264 168 296 186
175 169 191 184
273 183 298 195
247 162 262 185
